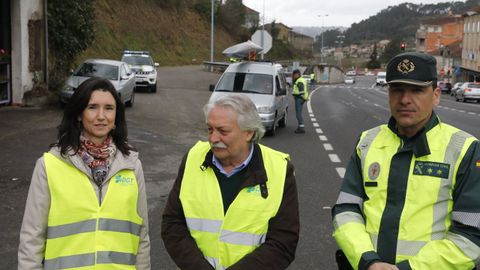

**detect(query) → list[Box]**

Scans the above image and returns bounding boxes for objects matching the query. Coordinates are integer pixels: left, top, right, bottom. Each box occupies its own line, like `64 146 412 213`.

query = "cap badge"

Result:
397 59 415 74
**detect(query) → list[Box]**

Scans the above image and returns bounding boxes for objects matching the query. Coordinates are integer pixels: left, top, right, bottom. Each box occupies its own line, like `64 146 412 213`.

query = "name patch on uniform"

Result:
413 161 450 179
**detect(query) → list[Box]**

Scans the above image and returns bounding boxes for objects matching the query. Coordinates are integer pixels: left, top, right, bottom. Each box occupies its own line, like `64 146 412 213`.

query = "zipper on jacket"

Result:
98 184 103 206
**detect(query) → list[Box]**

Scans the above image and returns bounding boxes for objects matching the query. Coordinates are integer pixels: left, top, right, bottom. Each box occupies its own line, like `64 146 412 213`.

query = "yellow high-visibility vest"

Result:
179 141 289 269
333 123 477 269
293 77 309 100
44 153 143 270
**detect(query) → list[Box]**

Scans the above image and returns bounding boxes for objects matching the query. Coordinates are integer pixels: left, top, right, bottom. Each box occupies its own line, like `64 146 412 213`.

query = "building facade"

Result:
462 10 480 81
415 15 463 54
0 0 47 106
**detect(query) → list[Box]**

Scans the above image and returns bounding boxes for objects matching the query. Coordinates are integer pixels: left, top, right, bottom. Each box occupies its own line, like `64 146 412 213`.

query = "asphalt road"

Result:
0 68 479 269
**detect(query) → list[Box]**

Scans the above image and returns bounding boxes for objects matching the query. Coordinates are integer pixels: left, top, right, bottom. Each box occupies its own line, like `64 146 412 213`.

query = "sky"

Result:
242 0 458 28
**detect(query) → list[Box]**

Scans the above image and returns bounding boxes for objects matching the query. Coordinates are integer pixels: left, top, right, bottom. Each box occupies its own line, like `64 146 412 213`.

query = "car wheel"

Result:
266 121 277 136
278 110 287 128
462 97 467 103
151 84 157 93
126 91 135 107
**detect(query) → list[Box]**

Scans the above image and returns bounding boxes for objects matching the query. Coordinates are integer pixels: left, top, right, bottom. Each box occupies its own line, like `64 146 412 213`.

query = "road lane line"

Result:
329 154 341 163
311 118 317 122
323 143 333 151
319 135 328 141
316 128 323 134
307 89 317 114
336 167 346 178
313 123 319 127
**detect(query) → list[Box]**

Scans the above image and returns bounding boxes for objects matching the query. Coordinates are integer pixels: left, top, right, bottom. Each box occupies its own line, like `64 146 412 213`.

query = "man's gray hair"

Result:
203 94 265 143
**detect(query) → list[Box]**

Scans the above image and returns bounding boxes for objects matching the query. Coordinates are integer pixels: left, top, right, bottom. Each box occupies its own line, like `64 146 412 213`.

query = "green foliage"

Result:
218 0 245 33
47 0 95 90
366 44 381 69
380 38 402 63
153 0 186 10
314 29 343 51
270 21 279 40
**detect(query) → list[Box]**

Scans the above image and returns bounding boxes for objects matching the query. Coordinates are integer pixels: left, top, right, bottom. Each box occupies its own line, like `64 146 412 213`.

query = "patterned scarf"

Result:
78 135 116 186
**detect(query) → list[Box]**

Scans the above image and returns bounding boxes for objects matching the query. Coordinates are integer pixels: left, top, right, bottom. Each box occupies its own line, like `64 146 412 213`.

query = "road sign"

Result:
252 30 272 54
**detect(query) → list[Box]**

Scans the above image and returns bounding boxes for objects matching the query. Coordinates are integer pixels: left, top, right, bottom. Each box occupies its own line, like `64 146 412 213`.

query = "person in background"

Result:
332 52 480 270
18 77 151 269
162 94 299 270
292 69 309 134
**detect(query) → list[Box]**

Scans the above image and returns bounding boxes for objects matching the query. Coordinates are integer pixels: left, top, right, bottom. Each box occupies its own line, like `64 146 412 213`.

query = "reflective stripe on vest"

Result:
180 141 288 269
43 153 143 269
356 124 475 262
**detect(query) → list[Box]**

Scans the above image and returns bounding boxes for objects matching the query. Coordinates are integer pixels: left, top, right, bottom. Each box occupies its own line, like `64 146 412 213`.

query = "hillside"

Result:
344 0 480 44
77 0 240 66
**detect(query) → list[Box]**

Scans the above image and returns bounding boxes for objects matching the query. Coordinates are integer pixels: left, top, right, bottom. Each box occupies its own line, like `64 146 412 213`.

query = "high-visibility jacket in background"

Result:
293 77 309 101
44 153 143 269
179 141 289 269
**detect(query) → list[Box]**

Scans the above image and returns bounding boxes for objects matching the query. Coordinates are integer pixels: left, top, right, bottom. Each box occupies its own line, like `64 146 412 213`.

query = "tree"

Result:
380 39 402 63
313 29 342 52
218 0 245 33
366 44 381 69
47 0 95 90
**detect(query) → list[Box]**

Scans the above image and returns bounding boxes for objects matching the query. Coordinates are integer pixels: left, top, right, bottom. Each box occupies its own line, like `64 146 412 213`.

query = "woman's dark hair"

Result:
52 77 132 156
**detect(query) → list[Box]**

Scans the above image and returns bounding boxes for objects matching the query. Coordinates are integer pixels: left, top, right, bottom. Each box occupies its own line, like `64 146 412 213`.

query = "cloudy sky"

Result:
242 0 456 28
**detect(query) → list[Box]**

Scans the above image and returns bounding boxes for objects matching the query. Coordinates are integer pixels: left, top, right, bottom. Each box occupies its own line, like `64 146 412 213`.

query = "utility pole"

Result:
318 14 328 64
210 0 214 71
260 0 265 60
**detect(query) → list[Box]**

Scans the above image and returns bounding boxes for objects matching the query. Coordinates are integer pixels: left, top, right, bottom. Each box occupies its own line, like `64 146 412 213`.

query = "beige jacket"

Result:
18 147 151 270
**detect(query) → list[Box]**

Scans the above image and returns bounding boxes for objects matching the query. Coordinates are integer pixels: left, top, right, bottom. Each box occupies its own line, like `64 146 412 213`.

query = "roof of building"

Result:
420 15 463 25
243 4 259 15
429 39 462 57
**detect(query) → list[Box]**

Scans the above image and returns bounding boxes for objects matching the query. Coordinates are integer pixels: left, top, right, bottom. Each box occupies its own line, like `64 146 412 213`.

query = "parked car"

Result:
344 76 355 84
209 61 289 136
376 71 387 86
346 70 356 76
121 50 159 93
455 82 480 103
60 59 136 107
438 81 452 94
450 82 464 96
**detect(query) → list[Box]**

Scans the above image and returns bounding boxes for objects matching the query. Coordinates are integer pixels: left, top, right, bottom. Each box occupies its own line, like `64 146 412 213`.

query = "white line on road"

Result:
323 143 333 151
313 123 319 127
316 128 323 134
319 135 328 141
307 89 317 114
336 167 346 179
322 206 332 210
311 118 317 122
329 154 341 163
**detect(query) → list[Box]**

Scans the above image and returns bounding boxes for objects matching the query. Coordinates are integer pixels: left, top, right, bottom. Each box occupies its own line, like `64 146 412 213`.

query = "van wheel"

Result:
278 110 287 128
126 91 135 107
266 122 276 136
151 84 157 93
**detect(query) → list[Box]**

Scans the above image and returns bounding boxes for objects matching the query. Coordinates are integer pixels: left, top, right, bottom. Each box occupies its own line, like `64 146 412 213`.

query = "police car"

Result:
121 50 159 92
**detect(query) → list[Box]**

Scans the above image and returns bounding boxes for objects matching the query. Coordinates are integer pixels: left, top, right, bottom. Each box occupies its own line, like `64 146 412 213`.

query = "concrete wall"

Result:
11 0 44 105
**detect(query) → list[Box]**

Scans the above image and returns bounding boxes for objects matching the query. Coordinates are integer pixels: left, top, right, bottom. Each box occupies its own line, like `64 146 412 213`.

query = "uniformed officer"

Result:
332 52 480 270
162 94 299 270
292 69 309 134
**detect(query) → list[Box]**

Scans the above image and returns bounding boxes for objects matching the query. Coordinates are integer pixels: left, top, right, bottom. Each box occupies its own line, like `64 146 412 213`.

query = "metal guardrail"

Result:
203 61 230 72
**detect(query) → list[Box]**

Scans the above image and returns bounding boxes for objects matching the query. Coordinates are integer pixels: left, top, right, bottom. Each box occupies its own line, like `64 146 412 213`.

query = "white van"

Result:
209 61 289 136
376 71 387 86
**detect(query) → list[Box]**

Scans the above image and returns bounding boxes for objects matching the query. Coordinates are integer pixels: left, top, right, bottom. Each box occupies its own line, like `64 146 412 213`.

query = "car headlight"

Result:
256 106 271 114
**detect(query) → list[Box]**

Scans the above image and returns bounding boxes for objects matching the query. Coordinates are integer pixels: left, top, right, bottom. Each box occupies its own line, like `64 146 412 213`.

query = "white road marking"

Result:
319 135 328 141
316 128 323 134
336 167 346 179
323 143 333 151
322 206 332 210
329 154 341 163
311 118 317 122
313 123 319 127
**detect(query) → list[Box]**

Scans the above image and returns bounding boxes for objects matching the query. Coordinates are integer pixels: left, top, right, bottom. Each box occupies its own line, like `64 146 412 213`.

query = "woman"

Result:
18 77 151 269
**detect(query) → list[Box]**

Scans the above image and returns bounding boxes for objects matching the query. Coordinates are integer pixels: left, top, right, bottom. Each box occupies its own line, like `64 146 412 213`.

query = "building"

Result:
461 8 480 81
243 4 259 29
263 22 292 43
289 31 314 52
430 40 462 83
415 15 464 54
0 0 47 106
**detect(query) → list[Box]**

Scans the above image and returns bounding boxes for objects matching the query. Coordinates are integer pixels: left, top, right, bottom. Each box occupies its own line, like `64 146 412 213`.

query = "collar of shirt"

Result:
212 145 254 178
387 111 439 157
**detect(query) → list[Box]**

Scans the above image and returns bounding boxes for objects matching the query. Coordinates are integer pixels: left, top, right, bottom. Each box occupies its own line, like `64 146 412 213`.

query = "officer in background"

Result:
162 94 299 270
292 69 309 134
332 52 480 270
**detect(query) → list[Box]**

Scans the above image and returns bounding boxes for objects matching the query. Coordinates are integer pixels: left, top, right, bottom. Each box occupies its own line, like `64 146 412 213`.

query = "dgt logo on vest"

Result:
246 185 262 196
115 175 134 186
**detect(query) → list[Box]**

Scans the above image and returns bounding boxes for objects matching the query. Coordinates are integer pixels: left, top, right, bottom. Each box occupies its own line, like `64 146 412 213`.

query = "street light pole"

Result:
318 14 328 64
260 0 265 60
210 0 214 70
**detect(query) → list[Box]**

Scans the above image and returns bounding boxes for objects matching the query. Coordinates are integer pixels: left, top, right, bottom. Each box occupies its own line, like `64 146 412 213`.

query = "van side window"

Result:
276 76 286 96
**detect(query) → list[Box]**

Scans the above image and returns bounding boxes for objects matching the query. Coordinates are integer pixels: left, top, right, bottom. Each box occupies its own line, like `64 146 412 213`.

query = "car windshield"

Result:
74 63 119 80
215 72 273 95
122 55 154 66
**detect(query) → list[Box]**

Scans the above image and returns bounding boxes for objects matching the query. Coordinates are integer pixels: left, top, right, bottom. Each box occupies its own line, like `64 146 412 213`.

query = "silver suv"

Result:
121 50 159 92
209 61 289 136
